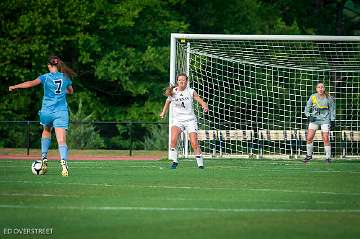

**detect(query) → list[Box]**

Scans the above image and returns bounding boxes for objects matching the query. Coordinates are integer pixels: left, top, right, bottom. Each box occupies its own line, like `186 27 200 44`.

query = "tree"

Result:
267 0 360 35
178 0 300 34
0 0 188 123
67 98 105 149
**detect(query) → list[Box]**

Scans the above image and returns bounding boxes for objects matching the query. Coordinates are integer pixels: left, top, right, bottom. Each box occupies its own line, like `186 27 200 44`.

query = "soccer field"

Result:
0 159 360 239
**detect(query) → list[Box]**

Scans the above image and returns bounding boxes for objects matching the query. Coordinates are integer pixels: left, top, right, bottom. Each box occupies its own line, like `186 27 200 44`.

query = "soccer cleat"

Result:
60 160 69 176
41 158 48 174
198 166 204 169
325 158 332 163
171 162 178 169
303 155 312 163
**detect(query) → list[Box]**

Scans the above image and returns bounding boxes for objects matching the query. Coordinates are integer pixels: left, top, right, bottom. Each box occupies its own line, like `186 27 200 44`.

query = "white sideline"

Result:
0 193 344 205
2 163 360 174
162 198 343 205
0 193 77 197
0 180 359 196
0 193 330 206
0 204 359 213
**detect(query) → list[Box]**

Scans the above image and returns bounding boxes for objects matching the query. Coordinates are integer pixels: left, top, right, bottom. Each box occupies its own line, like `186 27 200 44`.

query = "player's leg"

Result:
169 125 182 169
39 111 53 174
54 111 69 176
189 133 204 169
321 124 331 163
41 127 52 159
55 128 69 176
40 126 52 173
187 120 204 169
304 123 318 162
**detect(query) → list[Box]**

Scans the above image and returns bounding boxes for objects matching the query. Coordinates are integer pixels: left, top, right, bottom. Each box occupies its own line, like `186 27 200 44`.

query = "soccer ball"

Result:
31 160 44 175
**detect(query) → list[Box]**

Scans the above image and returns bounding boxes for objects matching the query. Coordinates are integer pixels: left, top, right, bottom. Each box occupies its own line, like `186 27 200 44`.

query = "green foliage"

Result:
271 0 360 35
1 0 188 123
1 0 358 128
67 99 105 149
142 124 168 150
177 0 301 34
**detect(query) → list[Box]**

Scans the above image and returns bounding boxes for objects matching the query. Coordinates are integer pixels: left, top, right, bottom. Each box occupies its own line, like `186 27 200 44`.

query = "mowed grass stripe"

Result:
1 204 360 213
2 159 360 174
0 194 352 206
0 179 359 196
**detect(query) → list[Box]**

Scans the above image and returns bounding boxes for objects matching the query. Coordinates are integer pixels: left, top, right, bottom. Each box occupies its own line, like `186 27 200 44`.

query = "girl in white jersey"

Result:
303 81 336 163
160 73 208 169
9 56 76 176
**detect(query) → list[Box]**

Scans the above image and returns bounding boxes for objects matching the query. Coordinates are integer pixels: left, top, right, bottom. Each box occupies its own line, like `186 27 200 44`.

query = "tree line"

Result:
0 0 359 149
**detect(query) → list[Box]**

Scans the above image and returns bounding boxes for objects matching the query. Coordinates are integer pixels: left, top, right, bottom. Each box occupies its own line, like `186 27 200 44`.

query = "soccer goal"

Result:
169 34 360 159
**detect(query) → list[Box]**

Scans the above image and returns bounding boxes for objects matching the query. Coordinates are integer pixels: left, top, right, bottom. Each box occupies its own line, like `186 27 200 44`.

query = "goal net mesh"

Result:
174 36 360 158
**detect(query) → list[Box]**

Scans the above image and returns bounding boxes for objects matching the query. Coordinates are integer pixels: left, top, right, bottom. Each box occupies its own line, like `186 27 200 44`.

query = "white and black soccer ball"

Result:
31 160 44 175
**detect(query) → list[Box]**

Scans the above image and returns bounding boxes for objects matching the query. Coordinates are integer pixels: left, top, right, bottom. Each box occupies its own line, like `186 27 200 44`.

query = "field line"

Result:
0 204 359 213
0 193 77 198
0 180 359 196
1 163 359 174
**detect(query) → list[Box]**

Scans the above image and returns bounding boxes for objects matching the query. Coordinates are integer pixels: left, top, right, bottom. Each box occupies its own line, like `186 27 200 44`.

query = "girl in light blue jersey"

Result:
9 56 76 176
303 81 336 163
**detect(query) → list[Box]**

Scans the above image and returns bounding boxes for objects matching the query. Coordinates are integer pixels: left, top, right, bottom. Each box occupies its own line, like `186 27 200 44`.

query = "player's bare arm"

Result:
9 78 41 91
193 91 208 112
160 100 171 119
66 85 74 94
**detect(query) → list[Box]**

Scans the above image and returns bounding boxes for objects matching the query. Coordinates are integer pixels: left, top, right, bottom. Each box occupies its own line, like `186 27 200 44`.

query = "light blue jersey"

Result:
39 72 72 112
38 72 72 129
304 93 336 124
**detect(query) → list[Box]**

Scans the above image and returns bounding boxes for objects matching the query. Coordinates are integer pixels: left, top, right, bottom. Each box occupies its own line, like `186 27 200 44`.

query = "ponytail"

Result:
164 85 176 97
48 55 76 79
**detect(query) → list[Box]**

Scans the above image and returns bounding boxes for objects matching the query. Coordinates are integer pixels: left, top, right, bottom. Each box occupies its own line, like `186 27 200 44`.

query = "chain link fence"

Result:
0 121 168 156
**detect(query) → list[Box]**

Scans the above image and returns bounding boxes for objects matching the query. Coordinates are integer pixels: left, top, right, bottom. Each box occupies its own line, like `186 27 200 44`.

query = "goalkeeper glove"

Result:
330 121 335 131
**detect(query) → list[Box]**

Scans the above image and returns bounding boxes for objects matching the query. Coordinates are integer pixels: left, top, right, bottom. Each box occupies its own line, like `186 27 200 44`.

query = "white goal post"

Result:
169 34 360 159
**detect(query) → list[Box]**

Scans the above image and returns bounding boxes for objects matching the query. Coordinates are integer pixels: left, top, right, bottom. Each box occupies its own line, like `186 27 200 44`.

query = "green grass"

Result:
0 159 360 239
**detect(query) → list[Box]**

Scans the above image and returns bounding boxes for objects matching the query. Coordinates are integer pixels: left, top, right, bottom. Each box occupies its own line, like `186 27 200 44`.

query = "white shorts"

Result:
308 122 330 132
172 119 198 133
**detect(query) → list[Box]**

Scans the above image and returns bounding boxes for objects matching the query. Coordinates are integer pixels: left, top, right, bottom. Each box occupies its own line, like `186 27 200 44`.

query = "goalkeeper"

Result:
303 81 336 163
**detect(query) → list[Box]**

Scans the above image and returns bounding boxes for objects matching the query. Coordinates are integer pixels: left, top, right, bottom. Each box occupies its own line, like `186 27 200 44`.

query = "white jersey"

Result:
168 87 196 122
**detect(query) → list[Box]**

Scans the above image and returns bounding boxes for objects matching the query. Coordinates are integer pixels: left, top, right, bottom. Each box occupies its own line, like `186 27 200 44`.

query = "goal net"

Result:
169 34 360 159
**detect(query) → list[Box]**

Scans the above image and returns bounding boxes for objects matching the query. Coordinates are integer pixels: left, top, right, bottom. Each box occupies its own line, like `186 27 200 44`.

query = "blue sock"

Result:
58 144 68 161
41 138 51 158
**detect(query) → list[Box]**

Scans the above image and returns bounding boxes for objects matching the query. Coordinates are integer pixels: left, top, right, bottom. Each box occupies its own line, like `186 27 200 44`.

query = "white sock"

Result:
195 155 203 167
325 145 331 159
306 143 313 156
170 148 178 163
